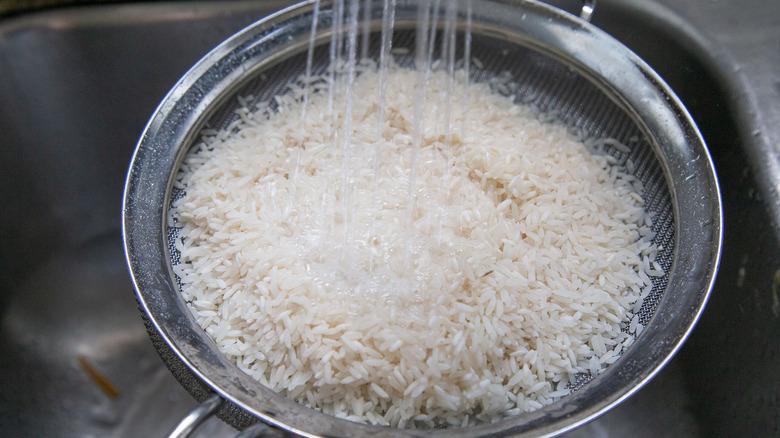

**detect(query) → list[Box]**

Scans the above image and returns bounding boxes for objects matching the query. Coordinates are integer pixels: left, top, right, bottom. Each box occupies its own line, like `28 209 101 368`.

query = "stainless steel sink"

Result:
1 1 778 436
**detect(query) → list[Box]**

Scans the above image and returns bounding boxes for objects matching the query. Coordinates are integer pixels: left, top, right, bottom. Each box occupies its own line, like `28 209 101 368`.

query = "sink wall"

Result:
1 1 777 436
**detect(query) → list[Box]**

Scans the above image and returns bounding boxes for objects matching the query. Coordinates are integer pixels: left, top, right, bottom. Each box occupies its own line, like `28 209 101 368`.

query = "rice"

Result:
171 65 657 428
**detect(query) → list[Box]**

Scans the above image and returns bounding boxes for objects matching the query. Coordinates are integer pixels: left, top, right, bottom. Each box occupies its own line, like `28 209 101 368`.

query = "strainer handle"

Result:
167 393 287 438
168 393 223 438
580 0 596 22
541 0 596 22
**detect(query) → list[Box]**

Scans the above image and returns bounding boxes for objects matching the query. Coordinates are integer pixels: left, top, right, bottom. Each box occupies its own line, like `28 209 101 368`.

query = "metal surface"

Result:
1 0 778 437
124 0 719 436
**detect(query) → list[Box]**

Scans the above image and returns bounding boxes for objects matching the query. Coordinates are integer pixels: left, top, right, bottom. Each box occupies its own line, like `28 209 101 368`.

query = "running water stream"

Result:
302 0 473 292
369 0 398 271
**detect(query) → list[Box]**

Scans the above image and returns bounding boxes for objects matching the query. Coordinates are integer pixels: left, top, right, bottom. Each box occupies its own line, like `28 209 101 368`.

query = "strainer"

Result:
122 0 722 436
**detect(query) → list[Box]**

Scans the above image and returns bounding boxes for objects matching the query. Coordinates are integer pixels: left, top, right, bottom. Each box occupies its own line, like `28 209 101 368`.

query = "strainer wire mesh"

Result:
166 24 673 400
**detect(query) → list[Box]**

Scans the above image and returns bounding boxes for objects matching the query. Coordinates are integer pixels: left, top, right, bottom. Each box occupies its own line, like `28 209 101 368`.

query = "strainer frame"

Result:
122 0 722 436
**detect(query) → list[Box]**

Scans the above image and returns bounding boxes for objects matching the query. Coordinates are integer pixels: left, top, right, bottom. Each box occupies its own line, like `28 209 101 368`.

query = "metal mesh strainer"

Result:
123 1 722 436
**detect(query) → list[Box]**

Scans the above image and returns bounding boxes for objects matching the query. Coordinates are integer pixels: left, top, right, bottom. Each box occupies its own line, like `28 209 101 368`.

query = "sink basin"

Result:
1 1 777 436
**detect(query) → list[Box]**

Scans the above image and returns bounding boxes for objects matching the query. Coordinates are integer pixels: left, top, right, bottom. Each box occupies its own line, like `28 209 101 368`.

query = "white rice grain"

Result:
172 65 656 429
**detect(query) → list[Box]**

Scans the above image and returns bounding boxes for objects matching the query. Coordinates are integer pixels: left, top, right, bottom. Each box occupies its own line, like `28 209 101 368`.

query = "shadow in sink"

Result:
0 1 776 436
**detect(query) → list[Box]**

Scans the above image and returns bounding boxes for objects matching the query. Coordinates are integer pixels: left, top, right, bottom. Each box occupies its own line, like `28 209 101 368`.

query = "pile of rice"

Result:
171 65 657 428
